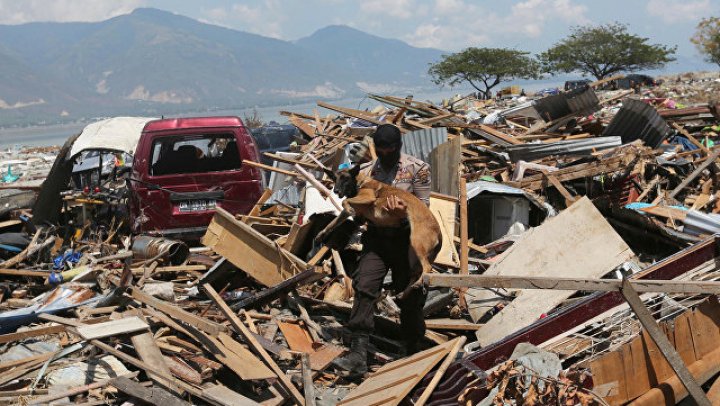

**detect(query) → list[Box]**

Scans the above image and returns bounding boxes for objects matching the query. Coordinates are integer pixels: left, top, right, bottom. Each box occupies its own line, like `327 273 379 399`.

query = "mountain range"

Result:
0 8 445 127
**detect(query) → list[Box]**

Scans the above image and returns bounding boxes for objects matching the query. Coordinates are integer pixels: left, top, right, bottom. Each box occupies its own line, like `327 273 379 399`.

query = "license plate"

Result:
178 199 217 212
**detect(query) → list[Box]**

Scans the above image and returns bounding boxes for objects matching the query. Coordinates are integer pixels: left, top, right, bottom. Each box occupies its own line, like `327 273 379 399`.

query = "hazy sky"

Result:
0 0 717 70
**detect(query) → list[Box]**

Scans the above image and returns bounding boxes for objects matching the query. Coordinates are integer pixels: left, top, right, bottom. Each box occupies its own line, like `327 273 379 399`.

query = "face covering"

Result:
376 145 400 169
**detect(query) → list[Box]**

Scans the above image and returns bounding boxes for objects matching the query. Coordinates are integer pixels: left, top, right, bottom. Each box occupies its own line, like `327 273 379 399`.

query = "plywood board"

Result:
202 208 307 287
76 316 148 340
429 196 459 268
278 321 344 370
475 197 635 346
337 339 458 406
429 136 461 196
202 384 260 406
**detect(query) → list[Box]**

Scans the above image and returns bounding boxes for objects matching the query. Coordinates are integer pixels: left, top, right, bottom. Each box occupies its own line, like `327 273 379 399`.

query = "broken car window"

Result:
150 134 241 176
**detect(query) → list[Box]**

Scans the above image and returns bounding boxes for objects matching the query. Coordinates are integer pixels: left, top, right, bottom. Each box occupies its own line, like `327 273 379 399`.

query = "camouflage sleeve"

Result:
413 162 431 206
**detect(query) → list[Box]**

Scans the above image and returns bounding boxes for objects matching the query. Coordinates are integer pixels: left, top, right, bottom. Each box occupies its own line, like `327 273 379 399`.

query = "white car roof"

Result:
70 116 158 158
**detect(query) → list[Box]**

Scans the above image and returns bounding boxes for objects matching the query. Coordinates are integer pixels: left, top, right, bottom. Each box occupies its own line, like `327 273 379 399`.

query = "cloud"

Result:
646 0 711 23
0 0 143 24
507 0 589 38
201 1 286 39
360 0 416 19
403 0 589 50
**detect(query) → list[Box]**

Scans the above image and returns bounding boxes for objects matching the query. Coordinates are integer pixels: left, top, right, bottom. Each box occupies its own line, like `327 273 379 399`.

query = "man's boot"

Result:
333 332 369 378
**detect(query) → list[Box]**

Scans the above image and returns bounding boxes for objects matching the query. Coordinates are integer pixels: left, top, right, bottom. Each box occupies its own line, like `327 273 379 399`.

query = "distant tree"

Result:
540 23 676 80
243 108 264 129
691 17 720 68
428 47 540 99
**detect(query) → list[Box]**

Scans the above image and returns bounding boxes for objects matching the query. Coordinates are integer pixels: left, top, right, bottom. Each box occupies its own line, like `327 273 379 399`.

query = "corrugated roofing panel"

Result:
505 136 621 162
602 98 671 148
466 181 525 200
401 127 448 163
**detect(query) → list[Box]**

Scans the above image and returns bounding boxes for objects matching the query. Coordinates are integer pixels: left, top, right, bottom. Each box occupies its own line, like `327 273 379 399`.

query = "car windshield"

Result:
150 134 241 176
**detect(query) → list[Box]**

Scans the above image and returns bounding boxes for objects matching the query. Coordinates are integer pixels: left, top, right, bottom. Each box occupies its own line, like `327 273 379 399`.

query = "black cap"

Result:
373 124 402 148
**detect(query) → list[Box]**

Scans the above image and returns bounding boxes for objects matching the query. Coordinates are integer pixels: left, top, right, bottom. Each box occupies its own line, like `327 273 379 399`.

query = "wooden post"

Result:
620 279 711 406
458 175 469 309
301 353 316 406
459 175 468 275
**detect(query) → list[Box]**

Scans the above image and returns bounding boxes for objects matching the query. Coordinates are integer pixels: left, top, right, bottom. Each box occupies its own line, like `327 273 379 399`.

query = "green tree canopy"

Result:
540 23 676 80
691 17 720 68
428 47 539 98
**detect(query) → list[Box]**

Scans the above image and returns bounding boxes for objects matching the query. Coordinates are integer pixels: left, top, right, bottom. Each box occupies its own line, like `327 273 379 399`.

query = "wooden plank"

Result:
0 325 65 344
639 205 687 220
301 353 317 406
278 321 343 370
243 160 299 177
217 332 275 380
414 336 466 406
425 274 720 294
111 375 188 406
202 208 308 287
620 280 711 406
425 318 483 331
459 176 468 277
627 335 652 400
247 189 274 218
279 321 314 353
589 350 627 404
506 154 637 190
544 173 577 205
76 316 148 340
90 339 209 401
429 136 461 196
688 297 720 358
642 329 674 384
131 331 180 394
673 312 698 367
337 340 454 406
708 375 720 405
474 197 635 346
431 197 460 268
130 287 227 336
203 284 305 406
621 337 646 401
27 372 139 406
203 384 261 406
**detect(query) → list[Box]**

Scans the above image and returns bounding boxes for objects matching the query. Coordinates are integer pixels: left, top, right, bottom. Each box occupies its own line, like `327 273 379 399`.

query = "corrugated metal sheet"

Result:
466 181 525 200
532 86 600 122
602 98 671 148
683 210 720 236
505 136 621 162
401 127 448 163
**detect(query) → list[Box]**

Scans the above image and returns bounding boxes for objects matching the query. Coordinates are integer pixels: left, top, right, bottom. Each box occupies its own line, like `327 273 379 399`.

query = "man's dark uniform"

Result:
348 154 431 342
333 124 432 377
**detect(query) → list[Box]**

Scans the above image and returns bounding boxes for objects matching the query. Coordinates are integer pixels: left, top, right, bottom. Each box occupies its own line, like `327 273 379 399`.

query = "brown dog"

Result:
317 164 442 298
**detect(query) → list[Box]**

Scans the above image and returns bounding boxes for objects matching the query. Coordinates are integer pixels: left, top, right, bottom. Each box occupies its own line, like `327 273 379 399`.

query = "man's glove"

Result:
347 135 373 164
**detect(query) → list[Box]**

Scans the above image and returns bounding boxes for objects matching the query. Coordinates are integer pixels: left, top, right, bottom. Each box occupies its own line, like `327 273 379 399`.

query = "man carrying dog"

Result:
334 124 431 377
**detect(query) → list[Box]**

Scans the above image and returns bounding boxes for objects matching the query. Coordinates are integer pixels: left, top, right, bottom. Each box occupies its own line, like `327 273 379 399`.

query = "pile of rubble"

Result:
2 72 720 405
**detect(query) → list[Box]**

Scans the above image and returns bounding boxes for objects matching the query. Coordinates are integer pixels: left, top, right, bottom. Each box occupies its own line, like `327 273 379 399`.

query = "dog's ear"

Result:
323 168 336 181
349 164 361 178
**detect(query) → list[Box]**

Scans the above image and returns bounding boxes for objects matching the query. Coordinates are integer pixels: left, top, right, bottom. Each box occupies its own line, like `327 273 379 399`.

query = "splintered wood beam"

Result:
424 274 720 295
620 280 711 406
544 172 577 205
243 160 299 177
667 149 720 201
203 283 306 406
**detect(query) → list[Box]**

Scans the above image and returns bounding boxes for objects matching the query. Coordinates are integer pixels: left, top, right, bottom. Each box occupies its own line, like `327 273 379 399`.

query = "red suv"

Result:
129 116 263 238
